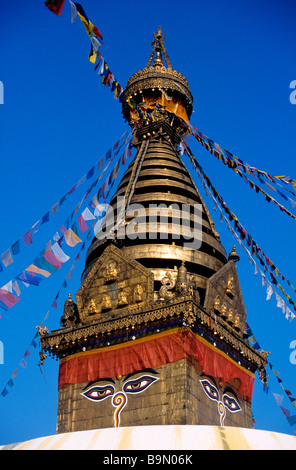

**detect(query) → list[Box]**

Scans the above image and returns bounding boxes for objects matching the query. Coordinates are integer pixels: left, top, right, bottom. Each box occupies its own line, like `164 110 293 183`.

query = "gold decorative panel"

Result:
75 244 154 324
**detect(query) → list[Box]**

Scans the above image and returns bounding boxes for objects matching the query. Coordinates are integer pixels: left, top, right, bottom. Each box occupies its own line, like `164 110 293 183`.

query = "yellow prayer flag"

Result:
27 264 51 278
77 12 95 36
88 47 97 64
64 228 82 247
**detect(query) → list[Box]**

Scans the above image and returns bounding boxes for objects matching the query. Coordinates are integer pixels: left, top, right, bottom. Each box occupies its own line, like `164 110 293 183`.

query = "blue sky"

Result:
1 0 296 445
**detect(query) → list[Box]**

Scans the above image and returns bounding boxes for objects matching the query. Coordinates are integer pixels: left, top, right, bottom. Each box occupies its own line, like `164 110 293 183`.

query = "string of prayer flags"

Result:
69 2 103 40
268 363 296 431
96 56 123 101
244 324 296 431
1 329 40 398
182 141 296 321
68 2 124 99
185 121 296 222
44 0 66 16
0 131 130 274
0 133 134 314
201 162 295 322
0 229 93 398
245 323 261 351
186 120 296 200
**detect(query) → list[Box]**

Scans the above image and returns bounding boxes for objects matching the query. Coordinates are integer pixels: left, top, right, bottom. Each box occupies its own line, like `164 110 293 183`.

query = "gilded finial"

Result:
228 245 240 263
147 26 172 70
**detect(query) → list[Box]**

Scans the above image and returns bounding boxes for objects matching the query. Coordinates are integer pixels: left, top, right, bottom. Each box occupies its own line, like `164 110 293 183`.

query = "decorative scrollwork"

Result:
159 272 175 301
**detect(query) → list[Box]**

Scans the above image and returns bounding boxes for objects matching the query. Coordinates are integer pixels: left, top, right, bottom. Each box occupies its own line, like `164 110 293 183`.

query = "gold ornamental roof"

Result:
122 27 193 120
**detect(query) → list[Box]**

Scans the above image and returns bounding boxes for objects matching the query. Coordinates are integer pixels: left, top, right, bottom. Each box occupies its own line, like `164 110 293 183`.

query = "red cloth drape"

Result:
58 329 255 399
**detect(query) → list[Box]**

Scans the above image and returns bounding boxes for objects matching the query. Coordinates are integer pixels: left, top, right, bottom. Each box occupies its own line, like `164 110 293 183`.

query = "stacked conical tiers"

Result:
83 122 227 305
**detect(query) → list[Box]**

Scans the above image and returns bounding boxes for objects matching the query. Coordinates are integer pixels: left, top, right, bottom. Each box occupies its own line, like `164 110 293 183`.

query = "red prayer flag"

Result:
78 214 89 234
0 289 20 310
43 249 64 269
23 230 32 246
92 25 103 41
44 0 66 16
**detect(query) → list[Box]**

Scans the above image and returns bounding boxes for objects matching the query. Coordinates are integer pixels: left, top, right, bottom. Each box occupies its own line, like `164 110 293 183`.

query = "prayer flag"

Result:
288 415 296 427
78 214 89 233
27 263 51 278
51 242 70 263
17 271 43 287
24 348 31 359
1 249 13 267
51 202 59 216
68 184 77 195
81 207 96 221
19 358 27 369
90 36 101 53
273 393 284 406
69 0 78 23
12 281 21 297
45 0 66 16
266 282 273 300
64 228 82 247
112 160 120 178
72 2 89 21
41 211 50 225
291 400 296 410
86 166 95 180
43 249 64 269
30 338 38 349
34 256 59 275
97 58 105 75
11 240 21 255
71 221 80 236
23 230 32 246
0 289 20 310
1 281 13 293
280 406 291 418
31 220 40 234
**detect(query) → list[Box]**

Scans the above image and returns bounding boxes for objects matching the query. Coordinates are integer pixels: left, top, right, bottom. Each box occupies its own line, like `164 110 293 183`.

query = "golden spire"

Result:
146 26 172 70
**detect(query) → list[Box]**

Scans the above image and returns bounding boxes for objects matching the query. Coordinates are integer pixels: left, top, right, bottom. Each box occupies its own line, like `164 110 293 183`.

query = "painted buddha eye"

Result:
123 375 158 394
222 394 241 413
200 379 219 401
81 385 115 402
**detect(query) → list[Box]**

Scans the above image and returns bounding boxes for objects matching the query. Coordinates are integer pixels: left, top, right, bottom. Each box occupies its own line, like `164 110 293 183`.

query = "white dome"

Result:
2 425 296 451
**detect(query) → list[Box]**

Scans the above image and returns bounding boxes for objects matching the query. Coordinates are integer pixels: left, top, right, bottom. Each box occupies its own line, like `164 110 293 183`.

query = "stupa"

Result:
39 27 270 439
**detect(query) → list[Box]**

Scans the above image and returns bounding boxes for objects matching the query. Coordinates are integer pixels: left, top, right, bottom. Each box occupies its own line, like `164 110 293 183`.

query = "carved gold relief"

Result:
213 295 221 314
227 308 234 325
118 290 128 307
225 276 235 298
234 315 240 332
102 294 112 311
134 284 144 303
87 299 98 316
221 303 227 319
105 260 118 283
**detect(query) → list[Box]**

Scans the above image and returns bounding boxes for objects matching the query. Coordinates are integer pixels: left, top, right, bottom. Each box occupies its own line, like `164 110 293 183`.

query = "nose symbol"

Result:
112 392 127 427
218 401 226 426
